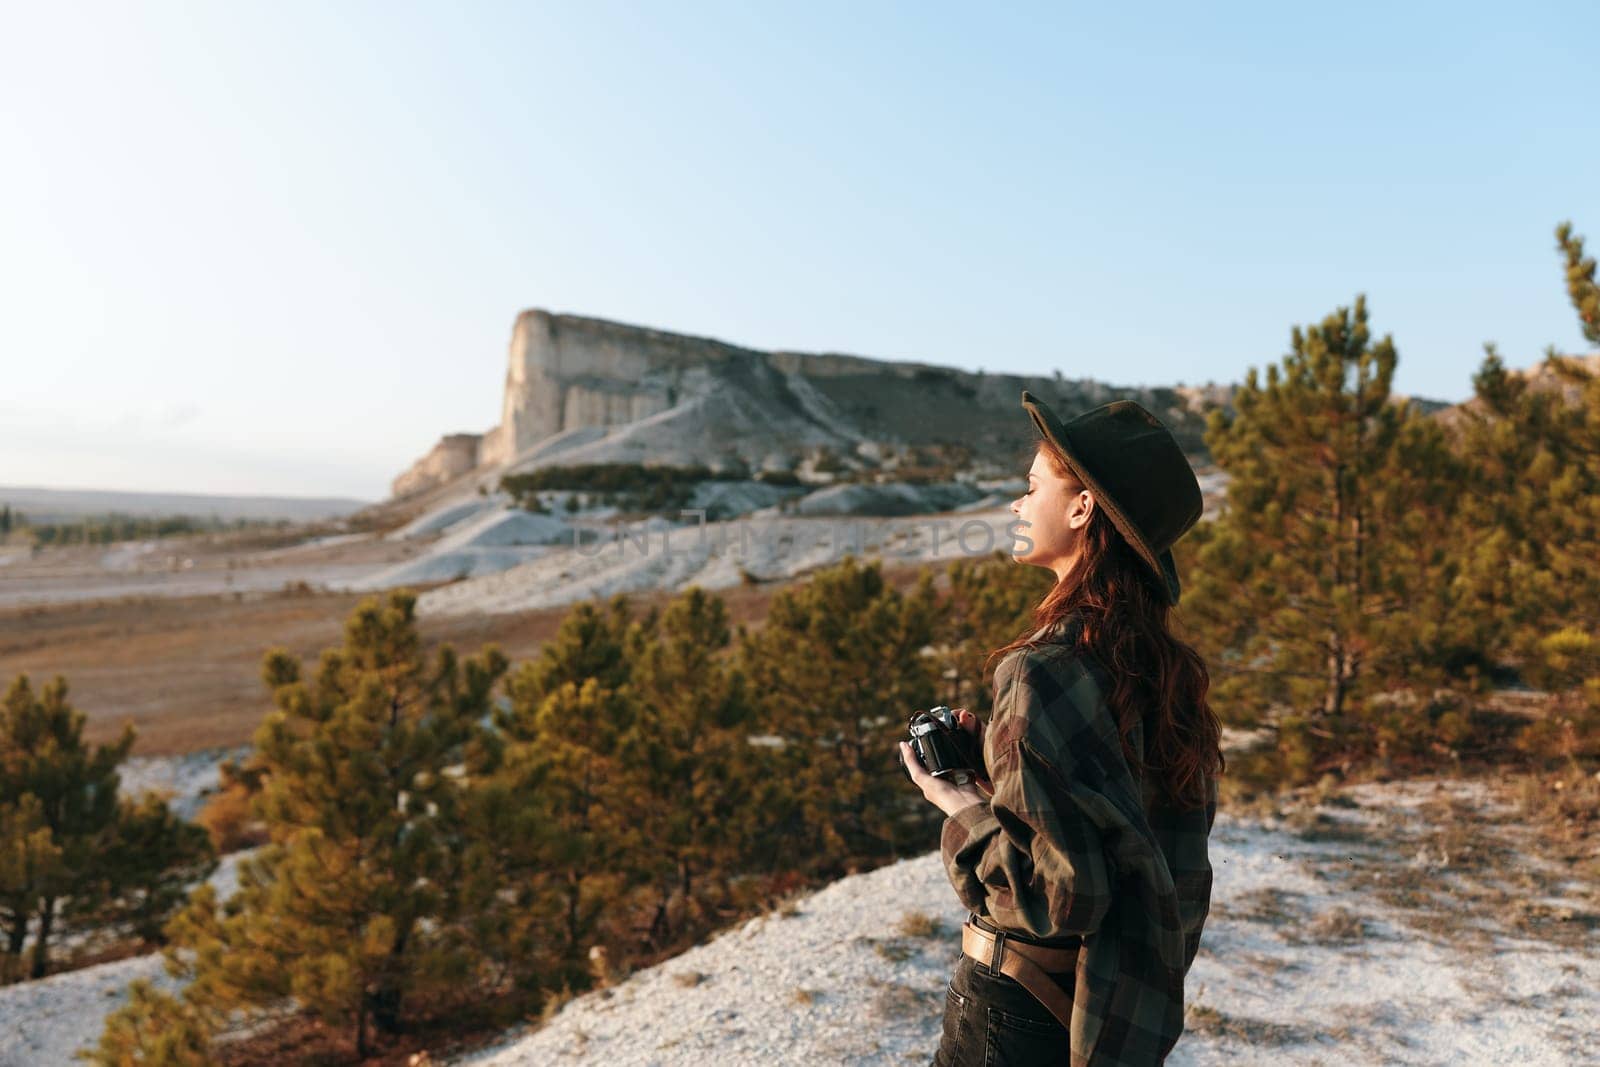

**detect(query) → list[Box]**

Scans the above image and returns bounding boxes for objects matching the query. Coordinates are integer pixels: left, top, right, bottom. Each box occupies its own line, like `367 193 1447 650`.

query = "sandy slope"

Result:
414 508 1028 617
0 776 1592 1065
0 854 245 1067
457 777 1596 1067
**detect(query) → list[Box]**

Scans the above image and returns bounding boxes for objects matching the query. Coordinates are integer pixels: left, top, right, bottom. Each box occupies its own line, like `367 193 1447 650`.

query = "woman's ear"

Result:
1067 488 1095 530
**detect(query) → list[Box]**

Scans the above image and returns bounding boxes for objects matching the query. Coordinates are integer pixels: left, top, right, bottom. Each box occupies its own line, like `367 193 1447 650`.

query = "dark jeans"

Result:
930 950 1073 1066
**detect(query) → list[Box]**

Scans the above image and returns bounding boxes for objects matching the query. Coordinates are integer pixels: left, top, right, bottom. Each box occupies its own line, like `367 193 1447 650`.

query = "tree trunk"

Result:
647 896 668 948
1324 630 1347 720
372 925 410 1033
1325 440 1350 720
566 869 580 952
5 911 25 958
28 897 55 980
371 985 404 1035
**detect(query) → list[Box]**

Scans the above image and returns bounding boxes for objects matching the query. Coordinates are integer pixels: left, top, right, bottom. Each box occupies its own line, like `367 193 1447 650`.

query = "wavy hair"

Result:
984 440 1224 810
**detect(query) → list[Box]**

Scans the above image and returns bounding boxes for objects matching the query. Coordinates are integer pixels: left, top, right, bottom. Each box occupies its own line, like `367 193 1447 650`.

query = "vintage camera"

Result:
901 705 984 786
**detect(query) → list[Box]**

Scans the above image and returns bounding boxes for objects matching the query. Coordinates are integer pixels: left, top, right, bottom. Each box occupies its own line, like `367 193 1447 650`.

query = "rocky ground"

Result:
0 763 1591 1064
448 774 1597 1067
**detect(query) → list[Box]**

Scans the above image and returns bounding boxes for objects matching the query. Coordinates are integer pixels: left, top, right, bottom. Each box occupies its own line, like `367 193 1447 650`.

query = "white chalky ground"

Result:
2 776 1593 1066
458 776 1597 1067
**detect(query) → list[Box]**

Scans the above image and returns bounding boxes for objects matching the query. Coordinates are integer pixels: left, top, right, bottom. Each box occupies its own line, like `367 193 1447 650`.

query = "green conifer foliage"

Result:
1533 352 1600 731
1 676 214 983
495 676 638 992
1 676 134 979
1183 297 1462 778
735 556 939 870
622 587 764 946
1447 225 1600 760
163 590 508 1056
1445 348 1578 673
0 794 62 983
1545 231 1600 693
75 793 214 946
474 594 645 994
505 594 636 707
1557 220 1600 346
75 978 216 1067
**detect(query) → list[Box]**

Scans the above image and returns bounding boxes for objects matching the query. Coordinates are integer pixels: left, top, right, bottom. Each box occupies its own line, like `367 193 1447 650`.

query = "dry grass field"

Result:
0 561 937 755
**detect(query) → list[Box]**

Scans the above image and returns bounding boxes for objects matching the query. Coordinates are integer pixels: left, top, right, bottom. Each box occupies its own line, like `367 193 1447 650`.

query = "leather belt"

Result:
961 917 1078 1032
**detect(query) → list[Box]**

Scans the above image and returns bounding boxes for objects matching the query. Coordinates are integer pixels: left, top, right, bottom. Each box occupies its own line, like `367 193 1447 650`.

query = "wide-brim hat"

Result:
1019 390 1203 605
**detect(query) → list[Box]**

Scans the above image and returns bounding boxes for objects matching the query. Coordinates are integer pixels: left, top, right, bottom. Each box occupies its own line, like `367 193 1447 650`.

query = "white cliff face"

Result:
393 434 483 499
399 308 1226 498
485 311 753 467
393 308 1485 503
490 310 558 465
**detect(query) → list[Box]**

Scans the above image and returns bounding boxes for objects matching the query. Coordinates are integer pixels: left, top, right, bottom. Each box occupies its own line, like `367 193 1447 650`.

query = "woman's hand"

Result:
899 706 993 818
954 708 994 796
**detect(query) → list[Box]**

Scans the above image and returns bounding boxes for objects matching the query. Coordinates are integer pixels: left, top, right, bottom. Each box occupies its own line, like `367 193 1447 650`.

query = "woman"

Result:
900 390 1224 1066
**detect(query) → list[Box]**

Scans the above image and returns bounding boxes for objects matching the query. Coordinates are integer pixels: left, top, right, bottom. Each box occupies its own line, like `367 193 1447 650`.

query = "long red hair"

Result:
984 440 1224 810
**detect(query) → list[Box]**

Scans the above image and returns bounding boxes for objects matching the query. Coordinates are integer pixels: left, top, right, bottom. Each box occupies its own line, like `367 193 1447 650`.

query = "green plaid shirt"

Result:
940 621 1217 1066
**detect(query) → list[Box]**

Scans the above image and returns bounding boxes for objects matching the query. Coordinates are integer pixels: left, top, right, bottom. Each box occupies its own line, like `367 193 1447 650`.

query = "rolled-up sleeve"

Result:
939 649 1115 940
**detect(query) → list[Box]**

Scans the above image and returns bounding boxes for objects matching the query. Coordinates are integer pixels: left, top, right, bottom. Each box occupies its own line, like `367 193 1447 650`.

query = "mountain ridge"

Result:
393 310 1235 501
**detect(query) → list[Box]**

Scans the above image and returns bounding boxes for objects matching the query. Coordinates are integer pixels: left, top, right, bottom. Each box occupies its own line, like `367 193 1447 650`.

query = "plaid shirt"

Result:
940 619 1218 1066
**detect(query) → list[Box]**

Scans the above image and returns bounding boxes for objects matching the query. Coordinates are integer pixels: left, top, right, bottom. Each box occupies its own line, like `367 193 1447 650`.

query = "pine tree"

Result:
489 594 645 985
1456 224 1600 762
1347 389 1472 679
621 587 763 946
75 794 214 946
0 795 62 983
1557 220 1600 346
448 595 661 1004
1442 348 1577 675
1445 224 1600 718
452 761 567 999
735 556 939 869
163 590 509 1056
1182 297 1461 778
506 594 636 707
1533 350 1600 728
497 677 639 990
0 675 133 979
1537 224 1598 677
76 978 215 1066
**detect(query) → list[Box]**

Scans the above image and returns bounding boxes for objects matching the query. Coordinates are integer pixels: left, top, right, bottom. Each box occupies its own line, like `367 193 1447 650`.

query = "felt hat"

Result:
1019 389 1203 605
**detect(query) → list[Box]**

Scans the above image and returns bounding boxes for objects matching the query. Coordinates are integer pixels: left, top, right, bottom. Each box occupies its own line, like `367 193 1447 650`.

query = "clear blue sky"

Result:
3 1 1595 500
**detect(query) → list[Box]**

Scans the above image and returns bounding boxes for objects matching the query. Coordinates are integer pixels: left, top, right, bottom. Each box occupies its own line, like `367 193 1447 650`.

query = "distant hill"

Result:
0 486 371 525
392 310 1219 500
392 309 1464 503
